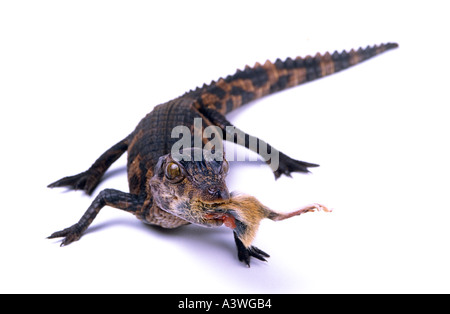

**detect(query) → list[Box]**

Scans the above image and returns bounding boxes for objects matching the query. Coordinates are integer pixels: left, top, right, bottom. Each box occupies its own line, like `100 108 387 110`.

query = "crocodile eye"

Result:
165 162 183 181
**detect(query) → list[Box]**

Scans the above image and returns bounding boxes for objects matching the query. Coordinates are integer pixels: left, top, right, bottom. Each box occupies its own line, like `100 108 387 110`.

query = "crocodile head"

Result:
149 148 231 226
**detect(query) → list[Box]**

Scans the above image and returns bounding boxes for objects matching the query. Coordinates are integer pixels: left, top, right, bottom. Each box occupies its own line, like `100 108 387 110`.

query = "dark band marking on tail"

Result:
188 43 398 114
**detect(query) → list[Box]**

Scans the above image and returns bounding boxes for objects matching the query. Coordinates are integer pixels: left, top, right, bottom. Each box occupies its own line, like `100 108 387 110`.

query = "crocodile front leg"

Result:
47 137 129 195
198 107 319 178
48 189 144 246
234 232 270 267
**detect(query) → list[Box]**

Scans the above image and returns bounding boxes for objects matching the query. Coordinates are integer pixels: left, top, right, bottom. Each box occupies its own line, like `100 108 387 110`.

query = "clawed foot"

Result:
47 170 101 195
234 232 270 267
47 224 83 246
273 152 319 179
238 245 270 267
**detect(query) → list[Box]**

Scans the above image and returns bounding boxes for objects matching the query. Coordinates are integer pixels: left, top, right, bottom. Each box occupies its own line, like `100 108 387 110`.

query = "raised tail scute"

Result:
330 42 399 73
275 42 399 83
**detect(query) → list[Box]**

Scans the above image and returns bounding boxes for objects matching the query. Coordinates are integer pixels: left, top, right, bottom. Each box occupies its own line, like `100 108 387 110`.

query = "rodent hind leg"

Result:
268 203 331 221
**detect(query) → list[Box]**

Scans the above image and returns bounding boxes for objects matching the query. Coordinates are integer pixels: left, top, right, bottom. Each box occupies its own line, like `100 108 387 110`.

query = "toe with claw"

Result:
47 224 83 246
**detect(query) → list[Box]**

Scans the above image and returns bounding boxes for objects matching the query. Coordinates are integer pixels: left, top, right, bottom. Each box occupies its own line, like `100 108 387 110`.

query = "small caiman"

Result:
48 43 398 266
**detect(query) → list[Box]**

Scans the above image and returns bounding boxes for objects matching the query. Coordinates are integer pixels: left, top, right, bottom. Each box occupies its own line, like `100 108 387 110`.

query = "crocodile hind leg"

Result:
199 107 319 178
48 137 129 195
48 189 144 246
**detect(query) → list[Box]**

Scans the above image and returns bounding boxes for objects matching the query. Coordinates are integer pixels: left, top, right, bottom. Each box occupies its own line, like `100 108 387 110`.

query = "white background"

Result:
1 1 449 293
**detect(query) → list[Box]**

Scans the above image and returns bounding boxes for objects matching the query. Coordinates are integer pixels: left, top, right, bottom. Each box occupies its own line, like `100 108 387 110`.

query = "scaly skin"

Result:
48 43 398 266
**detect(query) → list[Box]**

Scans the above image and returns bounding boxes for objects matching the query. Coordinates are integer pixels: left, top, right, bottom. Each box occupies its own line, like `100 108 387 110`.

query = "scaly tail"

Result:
189 42 398 114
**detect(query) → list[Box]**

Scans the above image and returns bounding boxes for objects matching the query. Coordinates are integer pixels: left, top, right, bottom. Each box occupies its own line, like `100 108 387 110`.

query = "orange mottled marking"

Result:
320 52 335 76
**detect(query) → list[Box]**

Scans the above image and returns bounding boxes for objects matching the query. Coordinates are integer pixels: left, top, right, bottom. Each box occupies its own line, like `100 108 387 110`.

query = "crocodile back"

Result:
126 97 201 195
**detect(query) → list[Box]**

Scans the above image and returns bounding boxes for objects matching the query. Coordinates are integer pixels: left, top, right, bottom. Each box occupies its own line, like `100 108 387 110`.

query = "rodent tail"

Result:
190 42 398 114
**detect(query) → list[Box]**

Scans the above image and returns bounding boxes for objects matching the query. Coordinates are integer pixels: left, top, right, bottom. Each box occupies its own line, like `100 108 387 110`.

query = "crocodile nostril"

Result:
208 187 230 201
